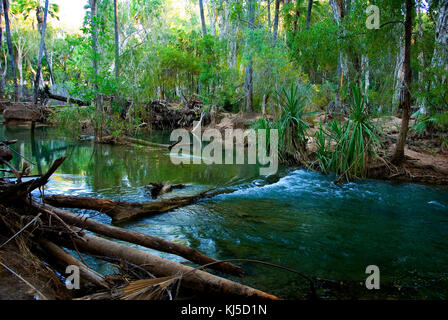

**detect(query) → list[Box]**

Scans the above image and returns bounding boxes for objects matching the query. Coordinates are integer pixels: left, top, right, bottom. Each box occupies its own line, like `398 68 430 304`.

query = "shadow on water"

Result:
2 122 448 299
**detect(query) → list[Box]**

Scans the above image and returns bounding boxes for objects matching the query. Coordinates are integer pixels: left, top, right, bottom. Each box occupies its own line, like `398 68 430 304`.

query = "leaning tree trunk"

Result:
392 0 414 164
114 0 119 80
2 0 18 102
33 0 49 105
199 0 207 37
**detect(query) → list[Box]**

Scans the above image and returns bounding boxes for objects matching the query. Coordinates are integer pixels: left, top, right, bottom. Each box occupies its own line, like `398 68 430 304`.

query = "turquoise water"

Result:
2 124 448 299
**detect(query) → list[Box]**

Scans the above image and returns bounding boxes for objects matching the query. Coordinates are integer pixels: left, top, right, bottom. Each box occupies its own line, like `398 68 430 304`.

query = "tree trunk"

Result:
36 6 55 86
2 0 18 102
17 46 23 99
33 0 49 105
393 43 405 108
361 54 370 97
0 0 4 98
114 0 120 80
34 201 244 277
246 0 255 113
90 0 102 112
392 0 413 165
430 1 448 85
51 232 278 299
208 0 216 36
330 0 350 113
199 0 207 37
272 0 280 44
306 0 313 30
267 0 272 38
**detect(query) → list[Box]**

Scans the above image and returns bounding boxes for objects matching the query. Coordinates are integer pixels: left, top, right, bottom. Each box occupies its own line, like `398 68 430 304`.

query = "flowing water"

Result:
2 124 448 299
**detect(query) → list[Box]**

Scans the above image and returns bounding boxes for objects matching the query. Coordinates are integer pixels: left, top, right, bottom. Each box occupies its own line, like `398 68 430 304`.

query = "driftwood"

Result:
51 231 278 300
38 238 110 289
44 191 213 224
32 201 244 277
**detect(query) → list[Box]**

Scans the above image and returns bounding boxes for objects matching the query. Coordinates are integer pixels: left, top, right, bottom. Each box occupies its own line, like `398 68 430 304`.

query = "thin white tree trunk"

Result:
431 1 448 84
393 43 405 107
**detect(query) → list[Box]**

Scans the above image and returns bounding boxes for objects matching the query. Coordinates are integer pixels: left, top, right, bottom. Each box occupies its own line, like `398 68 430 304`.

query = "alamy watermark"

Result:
365 265 380 290
65 265 80 290
169 121 279 176
366 5 380 30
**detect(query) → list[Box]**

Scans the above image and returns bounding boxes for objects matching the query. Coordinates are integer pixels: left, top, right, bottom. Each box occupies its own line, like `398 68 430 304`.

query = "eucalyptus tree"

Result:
329 0 351 112
430 1 448 84
114 0 119 80
246 0 255 112
272 0 280 43
33 0 49 104
2 0 18 102
0 0 5 97
199 0 207 36
89 0 102 111
13 0 60 86
306 0 313 30
392 0 414 164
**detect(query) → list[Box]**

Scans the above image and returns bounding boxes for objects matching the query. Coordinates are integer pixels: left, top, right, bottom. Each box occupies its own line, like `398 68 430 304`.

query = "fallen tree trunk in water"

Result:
32 201 244 277
98 136 171 149
38 238 110 289
51 231 278 300
44 191 213 224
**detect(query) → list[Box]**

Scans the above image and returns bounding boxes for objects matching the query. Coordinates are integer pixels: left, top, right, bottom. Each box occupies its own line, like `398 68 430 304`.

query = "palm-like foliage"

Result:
276 84 314 163
315 85 381 181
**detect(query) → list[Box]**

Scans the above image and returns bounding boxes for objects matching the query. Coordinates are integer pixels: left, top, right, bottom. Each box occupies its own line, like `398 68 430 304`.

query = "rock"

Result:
3 103 42 122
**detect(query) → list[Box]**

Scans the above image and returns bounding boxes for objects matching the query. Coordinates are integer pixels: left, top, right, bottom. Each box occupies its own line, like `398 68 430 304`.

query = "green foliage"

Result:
412 110 448 135
314 85 381 181
275 84 314 163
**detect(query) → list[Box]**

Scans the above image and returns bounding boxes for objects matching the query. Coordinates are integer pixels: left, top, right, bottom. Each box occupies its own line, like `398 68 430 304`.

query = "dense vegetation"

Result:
1 0 448 179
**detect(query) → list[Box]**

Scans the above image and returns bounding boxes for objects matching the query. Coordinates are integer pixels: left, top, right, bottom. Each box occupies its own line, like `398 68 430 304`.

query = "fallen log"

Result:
32 201 244 277
44 191 212 224
43 86 90 106
51 232 278 299
99 136 171 150
38 238 110 289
